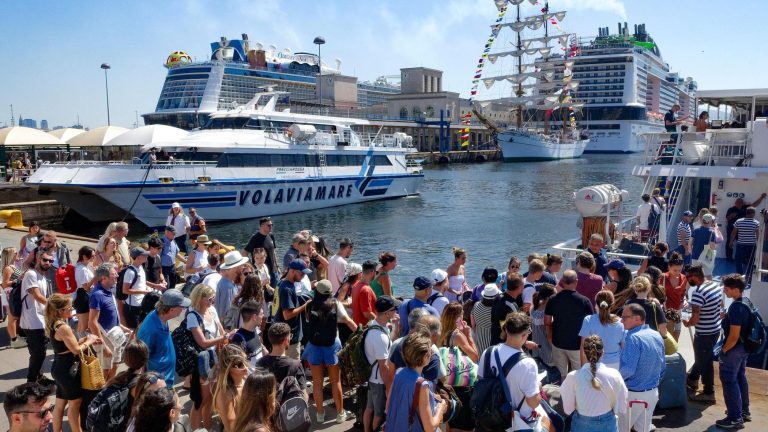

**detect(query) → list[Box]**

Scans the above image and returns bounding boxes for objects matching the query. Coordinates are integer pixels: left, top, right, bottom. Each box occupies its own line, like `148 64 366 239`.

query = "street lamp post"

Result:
313 36 325 109
100 63 111 125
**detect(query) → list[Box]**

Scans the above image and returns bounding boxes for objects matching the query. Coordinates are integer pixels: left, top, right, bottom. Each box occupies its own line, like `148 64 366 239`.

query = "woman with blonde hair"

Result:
233 368 278 432
438 303 478 432
93 236 124 270
446 247 468 302
18 221 40 262
2 247 24 347
439 302 478 362
213 345 250 431
625 276 669 337
692 208 710 230
95 222 118 253
187 283 232 431
44 293 100 432
560 335 628 431
579 290 625 370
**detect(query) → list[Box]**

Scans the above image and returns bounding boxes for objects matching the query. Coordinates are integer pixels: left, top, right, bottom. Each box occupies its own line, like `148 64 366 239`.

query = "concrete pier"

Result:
407 149 500 165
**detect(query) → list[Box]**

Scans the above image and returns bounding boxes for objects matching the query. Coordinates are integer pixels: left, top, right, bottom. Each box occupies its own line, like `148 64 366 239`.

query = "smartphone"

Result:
455 317 465 330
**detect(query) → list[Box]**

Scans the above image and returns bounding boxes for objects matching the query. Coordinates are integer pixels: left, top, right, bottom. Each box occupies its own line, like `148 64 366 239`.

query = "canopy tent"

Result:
104 125 188 147
0 126 65 145
67 126 129 147
697 89 768 123
48 128 86 142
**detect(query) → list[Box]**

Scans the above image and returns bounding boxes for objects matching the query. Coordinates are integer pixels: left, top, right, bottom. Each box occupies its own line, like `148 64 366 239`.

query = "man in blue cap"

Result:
274 259 313 359
397 276 439 335
676 210 694 265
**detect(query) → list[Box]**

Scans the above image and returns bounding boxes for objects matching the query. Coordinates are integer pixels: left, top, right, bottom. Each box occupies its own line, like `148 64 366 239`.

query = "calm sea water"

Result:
198 153 645 295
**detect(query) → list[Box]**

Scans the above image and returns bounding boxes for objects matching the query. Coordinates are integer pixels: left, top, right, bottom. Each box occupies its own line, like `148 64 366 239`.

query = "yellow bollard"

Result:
0 209 24 229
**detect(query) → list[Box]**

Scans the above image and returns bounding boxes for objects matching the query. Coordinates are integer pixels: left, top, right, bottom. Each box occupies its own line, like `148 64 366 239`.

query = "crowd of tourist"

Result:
0 200 759 432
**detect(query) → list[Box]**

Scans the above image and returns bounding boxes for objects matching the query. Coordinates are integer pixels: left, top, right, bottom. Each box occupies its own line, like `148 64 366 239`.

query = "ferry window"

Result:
245 119 263 129
270 154 283 166
372 155 392 166
325 155 340 166
337 154 349 166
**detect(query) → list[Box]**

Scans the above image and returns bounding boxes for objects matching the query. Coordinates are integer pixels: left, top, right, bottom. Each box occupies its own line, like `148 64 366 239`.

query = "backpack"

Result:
115 266 139 302
647 199 661 231
139 291 162 323
8 277 25 317
171 309 205 376
740 298 768 354
427 291 444 306
338 324 385 387
307 299 338 347
275 375 311 432
470 346 528 432
85 379 136 432
55 264 77 295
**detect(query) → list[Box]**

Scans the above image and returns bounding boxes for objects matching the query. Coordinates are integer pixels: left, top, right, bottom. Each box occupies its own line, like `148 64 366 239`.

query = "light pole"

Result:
313 36 325 108
100 63 111 125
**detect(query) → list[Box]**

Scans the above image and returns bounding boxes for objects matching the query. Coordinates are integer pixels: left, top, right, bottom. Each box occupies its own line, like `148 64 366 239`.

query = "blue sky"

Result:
1 0 765 129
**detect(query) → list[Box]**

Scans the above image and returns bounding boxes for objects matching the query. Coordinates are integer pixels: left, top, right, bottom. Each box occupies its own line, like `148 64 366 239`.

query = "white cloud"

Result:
558 0 627 20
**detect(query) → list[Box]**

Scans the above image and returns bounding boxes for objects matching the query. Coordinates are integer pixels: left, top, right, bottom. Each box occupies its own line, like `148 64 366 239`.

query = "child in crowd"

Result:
230 301 265 367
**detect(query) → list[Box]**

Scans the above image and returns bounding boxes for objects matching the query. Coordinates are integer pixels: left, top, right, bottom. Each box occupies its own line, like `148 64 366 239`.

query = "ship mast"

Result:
543 1 550 135
515 2 523 129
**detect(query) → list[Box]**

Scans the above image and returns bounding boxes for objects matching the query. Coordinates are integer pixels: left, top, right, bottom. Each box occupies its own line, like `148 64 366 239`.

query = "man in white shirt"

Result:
477 312 541 421
636 193 657 242
428 269 450 316
122 247 152 330
328 238 353 294
363 296 400 432
20 250 52 383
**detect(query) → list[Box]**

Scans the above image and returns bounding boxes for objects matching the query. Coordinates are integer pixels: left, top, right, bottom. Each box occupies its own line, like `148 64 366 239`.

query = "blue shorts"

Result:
302 338 342 366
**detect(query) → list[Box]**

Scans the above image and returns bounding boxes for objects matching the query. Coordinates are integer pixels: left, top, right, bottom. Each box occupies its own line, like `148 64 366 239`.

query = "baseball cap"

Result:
165 225 176 233
288 259 312 274
413 276 432 291
161 289 191 308
703 214 715 224
345 262 363 277
171 202 181 209
606 259 625 270
683 210 694 217
316 279 332 295
430 269 448 284
375 295 401 313
130 247 149 259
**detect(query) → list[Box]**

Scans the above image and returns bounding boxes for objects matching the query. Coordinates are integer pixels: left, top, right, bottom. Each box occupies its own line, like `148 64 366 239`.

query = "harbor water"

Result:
210 154 645 294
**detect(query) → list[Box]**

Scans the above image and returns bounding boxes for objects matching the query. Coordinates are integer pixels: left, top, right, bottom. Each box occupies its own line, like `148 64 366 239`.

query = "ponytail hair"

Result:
668 251 684 266
583 335 604 390
452 247 466 259
532 283 556 311
595 290 618 325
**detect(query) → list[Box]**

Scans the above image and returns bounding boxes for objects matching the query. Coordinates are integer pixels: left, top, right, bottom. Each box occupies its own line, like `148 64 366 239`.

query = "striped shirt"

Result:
677 221 692 244
689 281 723 335
734 217 760 245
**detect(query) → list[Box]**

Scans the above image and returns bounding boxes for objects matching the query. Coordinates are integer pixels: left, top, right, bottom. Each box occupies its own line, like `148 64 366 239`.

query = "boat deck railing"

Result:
39 160 219 168
260 127 413 149
640 130 753 167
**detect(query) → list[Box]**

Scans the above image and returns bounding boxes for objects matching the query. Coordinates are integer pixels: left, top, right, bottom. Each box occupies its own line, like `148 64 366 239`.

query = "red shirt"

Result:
663 273 688 310
351 280 376 325
575 271 603 308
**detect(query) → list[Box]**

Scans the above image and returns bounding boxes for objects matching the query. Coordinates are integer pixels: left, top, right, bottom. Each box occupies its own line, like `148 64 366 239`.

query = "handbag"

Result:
653 303 678 355
80 346 106 390
438 345 478 387
435 380 462 424
697 245 717 271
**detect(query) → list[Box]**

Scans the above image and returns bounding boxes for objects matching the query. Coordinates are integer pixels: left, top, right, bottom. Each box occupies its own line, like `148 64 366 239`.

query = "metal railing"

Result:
641 131 753 167
1 168 36 183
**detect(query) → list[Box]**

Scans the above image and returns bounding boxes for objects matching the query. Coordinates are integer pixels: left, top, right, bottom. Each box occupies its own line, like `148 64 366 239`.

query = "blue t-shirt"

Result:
88 283 119 331
723 298 751 343
397 298 439 335
589 249 609 280
691 227 715 259
215 277 238 318
160 236 178 267
137 310 176 387
383 367 437 432
275 279 302 345
578 313 626 365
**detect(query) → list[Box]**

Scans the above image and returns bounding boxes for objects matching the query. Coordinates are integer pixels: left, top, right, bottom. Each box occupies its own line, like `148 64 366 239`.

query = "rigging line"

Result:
122 161 153 222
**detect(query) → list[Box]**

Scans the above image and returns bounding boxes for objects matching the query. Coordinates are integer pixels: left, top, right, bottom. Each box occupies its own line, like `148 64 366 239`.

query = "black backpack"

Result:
427 291 444 306
85 379 136 432
8 277 25 317
739 298 768 354
647 199 661 231
307 298 338 347
275 375 311 432
139 291 162 323
470 346 528 432
115 266 139 302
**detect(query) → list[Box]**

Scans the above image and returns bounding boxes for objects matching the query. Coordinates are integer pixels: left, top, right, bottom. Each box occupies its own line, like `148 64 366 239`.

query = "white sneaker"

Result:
315 411 325 423
10 338 27 349
336 410 351 424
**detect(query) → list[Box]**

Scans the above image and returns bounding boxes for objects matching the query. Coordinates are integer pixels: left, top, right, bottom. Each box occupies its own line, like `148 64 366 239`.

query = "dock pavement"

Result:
0 227 766 431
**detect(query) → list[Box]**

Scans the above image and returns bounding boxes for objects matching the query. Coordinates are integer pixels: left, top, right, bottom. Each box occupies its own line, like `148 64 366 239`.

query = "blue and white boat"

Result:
28 92 423 227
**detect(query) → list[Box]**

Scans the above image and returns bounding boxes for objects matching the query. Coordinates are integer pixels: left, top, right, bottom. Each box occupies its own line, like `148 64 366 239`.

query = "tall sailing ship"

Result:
480 0 588 161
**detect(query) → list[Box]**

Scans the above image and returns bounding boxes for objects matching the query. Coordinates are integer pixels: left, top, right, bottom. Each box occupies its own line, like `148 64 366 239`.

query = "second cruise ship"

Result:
569 23 697 153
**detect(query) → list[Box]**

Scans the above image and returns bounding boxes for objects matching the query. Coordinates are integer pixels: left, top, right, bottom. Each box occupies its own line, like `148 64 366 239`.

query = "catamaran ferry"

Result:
27 92 423 228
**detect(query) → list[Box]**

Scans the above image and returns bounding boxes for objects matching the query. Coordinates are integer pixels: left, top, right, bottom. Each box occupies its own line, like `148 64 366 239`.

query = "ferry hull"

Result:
36 175 423 228
498 131 588 161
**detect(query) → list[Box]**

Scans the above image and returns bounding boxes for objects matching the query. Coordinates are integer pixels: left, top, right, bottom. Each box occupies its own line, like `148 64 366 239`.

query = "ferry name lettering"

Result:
238 184 353 206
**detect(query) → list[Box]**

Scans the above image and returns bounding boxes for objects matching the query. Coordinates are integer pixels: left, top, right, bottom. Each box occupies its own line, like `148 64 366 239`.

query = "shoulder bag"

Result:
80 346 106 390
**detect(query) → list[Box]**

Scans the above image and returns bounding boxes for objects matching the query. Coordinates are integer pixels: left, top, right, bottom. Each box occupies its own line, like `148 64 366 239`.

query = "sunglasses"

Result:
40 258 54 263
15 403 54 419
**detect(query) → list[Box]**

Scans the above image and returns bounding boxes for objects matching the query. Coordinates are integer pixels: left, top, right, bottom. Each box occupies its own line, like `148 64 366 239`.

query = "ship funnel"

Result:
220 36 228 47
617 23 621 34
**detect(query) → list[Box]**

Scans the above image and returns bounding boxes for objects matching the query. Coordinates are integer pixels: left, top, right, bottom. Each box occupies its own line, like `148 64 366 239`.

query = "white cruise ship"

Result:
567 23 697 153
27 92 423 228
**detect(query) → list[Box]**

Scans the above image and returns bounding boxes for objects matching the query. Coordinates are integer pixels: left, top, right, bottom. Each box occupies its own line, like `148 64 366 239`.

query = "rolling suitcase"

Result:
657 352 687 409
626 400 648 432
